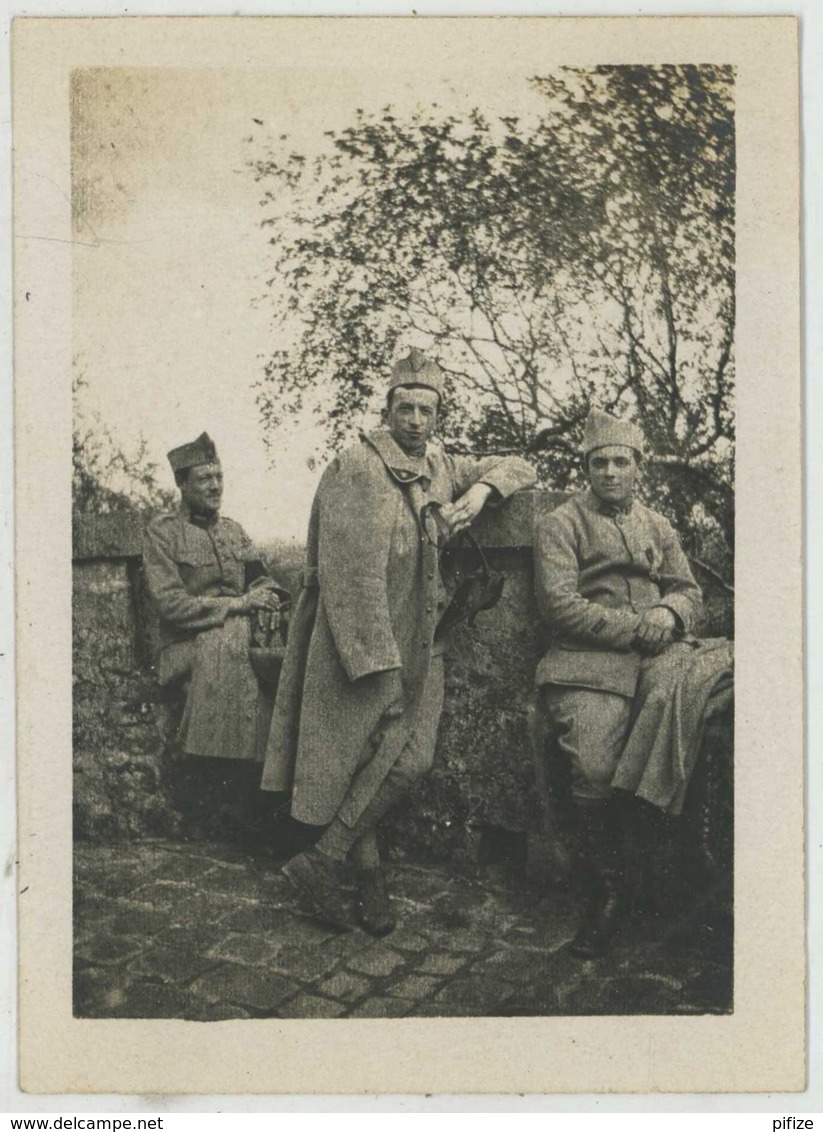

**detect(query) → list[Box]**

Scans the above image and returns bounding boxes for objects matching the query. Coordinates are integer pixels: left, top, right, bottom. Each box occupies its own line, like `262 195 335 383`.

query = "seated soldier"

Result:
144 432 288 808
533 409 733 959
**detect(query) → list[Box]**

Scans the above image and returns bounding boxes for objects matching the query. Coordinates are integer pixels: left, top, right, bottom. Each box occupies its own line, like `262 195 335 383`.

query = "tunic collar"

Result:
584 488 635 518
362 428 435 488
181 501 220 530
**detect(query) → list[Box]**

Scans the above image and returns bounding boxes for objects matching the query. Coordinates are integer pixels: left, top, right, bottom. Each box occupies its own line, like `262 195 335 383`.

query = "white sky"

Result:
73 65 546 540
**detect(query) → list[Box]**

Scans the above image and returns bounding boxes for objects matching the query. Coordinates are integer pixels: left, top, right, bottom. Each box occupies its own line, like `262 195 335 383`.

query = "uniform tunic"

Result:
144 505 283 762
534 489 732 810
261 428 536 826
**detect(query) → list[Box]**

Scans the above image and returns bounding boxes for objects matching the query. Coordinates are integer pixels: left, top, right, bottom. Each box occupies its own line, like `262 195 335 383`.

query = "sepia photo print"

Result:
13 16 802 1095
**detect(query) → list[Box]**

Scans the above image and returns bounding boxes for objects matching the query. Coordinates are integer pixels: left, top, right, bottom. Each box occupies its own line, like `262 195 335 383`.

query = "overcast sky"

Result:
72 64 546 540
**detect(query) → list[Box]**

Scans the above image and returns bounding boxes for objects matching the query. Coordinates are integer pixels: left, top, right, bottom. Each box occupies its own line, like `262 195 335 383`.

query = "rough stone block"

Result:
345 947 407 978
277 993 348 1019
190 962 300 1011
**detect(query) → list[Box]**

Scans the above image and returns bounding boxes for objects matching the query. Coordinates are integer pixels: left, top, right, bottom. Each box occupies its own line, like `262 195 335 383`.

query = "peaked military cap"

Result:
388 348 445 402
167 431 220 473
581 409 645 459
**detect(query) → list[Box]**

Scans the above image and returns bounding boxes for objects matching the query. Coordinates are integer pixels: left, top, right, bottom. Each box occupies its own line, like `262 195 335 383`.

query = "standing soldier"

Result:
145 432 288 783
261 349 536 935
532 409 733 958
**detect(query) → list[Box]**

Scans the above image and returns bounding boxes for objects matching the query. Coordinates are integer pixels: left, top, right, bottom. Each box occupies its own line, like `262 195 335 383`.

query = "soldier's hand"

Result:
440 482 495 537
235 589 282 616
634 607 677 655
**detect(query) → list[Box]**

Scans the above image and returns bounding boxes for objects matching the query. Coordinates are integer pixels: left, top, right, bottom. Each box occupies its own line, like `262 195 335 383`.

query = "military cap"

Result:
167 431 220 473
581 409 645 459
388 348 445 402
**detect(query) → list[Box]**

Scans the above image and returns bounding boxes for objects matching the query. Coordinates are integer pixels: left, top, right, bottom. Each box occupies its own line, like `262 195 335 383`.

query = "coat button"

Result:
428 571 435 580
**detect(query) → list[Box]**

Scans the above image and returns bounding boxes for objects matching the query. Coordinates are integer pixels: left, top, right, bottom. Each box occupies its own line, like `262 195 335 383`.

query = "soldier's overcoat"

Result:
260 428 536 825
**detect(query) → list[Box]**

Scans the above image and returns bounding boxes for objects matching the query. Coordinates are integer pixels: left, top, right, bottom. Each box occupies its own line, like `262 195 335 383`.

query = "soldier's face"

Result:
588 446 639 506
386 385 440 456
181 462 224 515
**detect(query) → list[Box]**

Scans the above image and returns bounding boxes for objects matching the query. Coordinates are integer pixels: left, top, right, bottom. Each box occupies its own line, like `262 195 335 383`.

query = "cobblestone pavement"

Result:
74 839 732 1019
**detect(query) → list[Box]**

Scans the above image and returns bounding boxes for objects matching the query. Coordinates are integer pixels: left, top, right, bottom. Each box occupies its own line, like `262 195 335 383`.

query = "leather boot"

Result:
282 848 352 932
621 795 683 916
356 867 396 936
569 800 628 959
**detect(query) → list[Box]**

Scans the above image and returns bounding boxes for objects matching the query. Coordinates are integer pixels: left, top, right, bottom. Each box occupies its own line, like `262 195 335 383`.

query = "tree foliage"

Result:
249 65 734 581
73 370 176 517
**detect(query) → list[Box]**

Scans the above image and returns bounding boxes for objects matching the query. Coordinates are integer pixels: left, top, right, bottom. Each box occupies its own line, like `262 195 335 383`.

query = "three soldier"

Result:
149 359 731 956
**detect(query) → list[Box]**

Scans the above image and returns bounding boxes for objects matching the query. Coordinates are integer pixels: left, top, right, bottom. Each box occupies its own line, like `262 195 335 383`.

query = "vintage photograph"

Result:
69 56 736 1023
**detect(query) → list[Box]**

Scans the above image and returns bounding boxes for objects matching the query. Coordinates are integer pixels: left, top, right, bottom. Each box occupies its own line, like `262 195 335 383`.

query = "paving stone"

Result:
74 933 146 967
471 947 554 984
346 996 413 1018
190 962 301 1011
183 1001 252 1022
108 979 203 1019
206 932 282 968
277 994 348 1019
345 946 407 978
413 952 471 977
559 974 685 1016
198 864 277 900
430 974 517 1015
157 921 232 954
74 846 144 869
135 852 215 884
389 930 437 954
126 944 217 986
268 944 345 983
221 901 333 942
430 926 493 953
679 964 733 1014
73 965 126 1017
73 890 124 920
409 1001 489 1018
387 973 444 1000
73 840 733 1020
126 880 237 923
315 969 372 1002
504 913 578 953
82 863 160 898
105 902 175 938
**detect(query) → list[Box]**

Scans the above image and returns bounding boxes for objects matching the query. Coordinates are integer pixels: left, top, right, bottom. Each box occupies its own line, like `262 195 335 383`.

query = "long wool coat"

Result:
260 428 536 826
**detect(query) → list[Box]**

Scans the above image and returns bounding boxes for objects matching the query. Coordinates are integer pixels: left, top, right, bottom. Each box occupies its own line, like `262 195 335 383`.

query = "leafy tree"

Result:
249 65 734 585
73 370 176 516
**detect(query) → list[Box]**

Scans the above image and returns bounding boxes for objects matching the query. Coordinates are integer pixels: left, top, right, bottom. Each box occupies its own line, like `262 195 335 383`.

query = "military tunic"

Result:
534 489 731 808
261 428 536 826
144 505 283 762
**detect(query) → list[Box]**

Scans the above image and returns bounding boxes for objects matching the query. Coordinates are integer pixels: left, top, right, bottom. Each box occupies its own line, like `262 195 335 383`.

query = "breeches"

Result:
536 644 702 802
536 685 632 801
335 653 445 829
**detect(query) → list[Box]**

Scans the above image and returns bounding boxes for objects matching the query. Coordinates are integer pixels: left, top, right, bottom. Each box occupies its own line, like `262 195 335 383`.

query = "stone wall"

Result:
72 494 732 870
73 514 179 840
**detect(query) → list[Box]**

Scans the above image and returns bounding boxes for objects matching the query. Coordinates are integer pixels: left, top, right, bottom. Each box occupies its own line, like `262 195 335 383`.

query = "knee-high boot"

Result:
570 799 628 959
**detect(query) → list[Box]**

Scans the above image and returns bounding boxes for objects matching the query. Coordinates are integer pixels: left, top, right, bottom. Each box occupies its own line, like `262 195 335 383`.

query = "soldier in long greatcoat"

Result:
261 350 536 935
